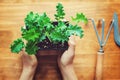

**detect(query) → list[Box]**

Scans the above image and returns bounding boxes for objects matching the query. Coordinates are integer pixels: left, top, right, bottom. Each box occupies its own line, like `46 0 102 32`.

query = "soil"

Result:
37 37 68 50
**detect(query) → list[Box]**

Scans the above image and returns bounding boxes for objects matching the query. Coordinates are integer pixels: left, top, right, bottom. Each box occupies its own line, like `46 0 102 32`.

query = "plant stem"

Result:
45 32 52 42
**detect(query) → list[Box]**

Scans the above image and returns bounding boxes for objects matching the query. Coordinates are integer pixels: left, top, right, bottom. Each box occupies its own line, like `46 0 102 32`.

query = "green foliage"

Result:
66 24 84 38
37 13 51 27
50 22 68 43
10 3 88 55
10 39 25 53
22 28 40 41
54 3 65 21
72 13 88 24
25 41 39 55
25 12 39 29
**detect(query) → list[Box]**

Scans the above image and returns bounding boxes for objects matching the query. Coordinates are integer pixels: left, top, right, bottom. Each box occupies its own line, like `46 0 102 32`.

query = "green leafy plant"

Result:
10 3 88 55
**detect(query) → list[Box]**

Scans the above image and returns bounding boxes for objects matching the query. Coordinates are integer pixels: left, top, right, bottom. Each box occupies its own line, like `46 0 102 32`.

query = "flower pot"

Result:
34 50 65 80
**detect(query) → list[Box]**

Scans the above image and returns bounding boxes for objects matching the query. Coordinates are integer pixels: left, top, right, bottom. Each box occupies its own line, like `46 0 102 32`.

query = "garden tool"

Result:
89 17 114 80
113 12 120 46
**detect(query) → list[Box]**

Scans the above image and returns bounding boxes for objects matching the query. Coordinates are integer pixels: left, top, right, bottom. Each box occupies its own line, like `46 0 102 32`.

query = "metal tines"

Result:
88 12 120 52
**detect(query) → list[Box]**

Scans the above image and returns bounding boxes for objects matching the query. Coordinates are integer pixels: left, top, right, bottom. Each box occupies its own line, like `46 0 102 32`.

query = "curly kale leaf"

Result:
10 38 25 53
66 24 84 38
54 3 65 21
50 22 68 43
37 12 51 27
25 12 39 29
72 13 88 24
22 28 40 41
50 31 68 43
54 21 67 32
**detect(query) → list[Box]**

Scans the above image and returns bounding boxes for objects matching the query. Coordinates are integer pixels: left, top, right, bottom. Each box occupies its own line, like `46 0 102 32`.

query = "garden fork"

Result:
89 17 114 80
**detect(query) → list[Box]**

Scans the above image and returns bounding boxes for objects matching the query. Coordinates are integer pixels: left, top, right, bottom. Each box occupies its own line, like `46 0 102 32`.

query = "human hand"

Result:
19 49 37 80
20 49 38 69
58 35 78 80
58 35 76 67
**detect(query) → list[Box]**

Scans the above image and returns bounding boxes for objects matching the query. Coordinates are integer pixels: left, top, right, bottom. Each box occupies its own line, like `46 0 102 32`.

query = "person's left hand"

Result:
19 49 38 80
20 49 38 69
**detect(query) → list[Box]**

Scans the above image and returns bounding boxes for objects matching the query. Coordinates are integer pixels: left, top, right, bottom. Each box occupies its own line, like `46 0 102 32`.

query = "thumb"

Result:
67 35 76 56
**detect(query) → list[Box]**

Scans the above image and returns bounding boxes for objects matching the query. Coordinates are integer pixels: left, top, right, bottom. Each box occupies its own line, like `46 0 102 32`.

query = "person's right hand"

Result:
58 35 78 80
58 35 76 67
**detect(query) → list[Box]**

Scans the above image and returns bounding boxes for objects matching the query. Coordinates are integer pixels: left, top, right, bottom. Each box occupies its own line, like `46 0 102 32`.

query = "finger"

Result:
20 49 36 60
57 54 61 64
68 35 76 51
67 35 76 57
57 50 64 63
20 49 28 57
68 35 76 47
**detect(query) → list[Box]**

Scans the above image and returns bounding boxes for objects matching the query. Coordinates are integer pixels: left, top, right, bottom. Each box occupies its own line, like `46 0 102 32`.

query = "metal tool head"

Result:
89 18 113 52
113 12 120 46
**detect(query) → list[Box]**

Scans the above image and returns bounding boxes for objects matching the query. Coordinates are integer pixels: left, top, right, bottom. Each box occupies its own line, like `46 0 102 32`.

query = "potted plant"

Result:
10 3 88 79
10 3 88 54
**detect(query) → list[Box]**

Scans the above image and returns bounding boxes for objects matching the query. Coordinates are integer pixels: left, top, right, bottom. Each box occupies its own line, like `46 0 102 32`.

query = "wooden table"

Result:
0 0 120 80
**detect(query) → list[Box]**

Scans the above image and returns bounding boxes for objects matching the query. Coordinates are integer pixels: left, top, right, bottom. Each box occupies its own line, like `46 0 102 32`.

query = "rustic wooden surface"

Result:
0 0 120 80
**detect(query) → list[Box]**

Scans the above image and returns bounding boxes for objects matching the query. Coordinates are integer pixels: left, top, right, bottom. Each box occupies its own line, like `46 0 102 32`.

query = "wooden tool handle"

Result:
95 52 104 80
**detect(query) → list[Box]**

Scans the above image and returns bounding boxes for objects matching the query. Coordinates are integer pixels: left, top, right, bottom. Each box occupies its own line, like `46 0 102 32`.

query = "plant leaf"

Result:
37 12 51 27
50 21 68 43
54 3 65 21
22 28 40 41
72 13 88 24
66 24 84 38
25 11 39 29
50 31 68 43
10 38 25 53
39 34 46 42
25 41 39 55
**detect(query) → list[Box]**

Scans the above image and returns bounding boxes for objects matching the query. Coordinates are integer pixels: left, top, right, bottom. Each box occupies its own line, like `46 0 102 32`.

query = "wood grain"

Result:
0 1 120 80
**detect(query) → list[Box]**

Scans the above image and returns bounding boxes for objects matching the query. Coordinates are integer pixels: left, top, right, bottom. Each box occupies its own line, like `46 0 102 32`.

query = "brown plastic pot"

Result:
34 50 65 80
